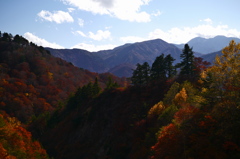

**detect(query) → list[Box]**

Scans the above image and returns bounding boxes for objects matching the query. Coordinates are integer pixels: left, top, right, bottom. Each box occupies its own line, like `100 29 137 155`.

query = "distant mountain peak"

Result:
140 38 168 44
175 35 240 54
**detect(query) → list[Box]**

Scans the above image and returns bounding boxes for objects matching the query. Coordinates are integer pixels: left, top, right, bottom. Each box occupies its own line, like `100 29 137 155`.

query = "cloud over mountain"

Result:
24 32 64 49
71 43 116 52
75 30 112 41
148 24 240 44
89 30 111 41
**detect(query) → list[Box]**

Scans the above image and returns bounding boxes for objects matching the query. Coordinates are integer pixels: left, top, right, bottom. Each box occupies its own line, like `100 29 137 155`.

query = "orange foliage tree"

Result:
0 114 49 159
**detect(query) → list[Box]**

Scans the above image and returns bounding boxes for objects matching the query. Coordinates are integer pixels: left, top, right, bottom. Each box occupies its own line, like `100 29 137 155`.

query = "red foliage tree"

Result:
0 114 49 159
151 123 184 159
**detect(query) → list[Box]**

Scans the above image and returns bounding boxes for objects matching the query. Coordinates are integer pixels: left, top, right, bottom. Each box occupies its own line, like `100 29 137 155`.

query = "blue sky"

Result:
1 0 239 51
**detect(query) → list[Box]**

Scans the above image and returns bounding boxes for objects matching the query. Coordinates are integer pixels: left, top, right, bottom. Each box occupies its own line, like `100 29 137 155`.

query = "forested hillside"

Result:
0 32 126 122
0 32 126 158
42 41 240 159
1 31 240 159
150 40 240 158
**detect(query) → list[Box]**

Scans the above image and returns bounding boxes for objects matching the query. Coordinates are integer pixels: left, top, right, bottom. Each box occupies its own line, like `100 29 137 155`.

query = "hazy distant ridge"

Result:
47 36 240 77
175 36 240 54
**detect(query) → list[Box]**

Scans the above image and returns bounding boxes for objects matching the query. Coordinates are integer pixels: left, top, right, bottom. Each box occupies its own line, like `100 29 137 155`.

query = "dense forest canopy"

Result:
1 31 240 159
0 32 126 158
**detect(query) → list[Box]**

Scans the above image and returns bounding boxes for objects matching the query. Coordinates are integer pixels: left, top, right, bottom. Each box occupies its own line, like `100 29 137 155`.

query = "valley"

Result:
1 32 240 159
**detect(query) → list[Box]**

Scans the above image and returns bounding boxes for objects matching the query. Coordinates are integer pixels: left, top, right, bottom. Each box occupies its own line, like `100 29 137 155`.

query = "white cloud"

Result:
76 31 87 37
67 8 75 12
200 18 212 24
73 29 111 40
152 10 162 17
148 24 240 44
23 32 64 49
71 43 116 52
105 26 112 30
37 10 74 24
78 18 84 27
120 36 146 43
92 0 115 8
61 0 152 22
89 30 111 41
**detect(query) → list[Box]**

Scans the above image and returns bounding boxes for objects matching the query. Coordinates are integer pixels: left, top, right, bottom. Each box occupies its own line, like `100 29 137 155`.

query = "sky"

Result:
1 0 240 51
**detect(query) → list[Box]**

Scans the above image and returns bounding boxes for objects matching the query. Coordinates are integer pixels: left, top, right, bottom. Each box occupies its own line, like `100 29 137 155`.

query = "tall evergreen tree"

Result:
92 77 101 96
105 76 119 90
177 44 195 76
150 54 166 80
131 54 175 85
165 54 176 78
131 62 150 86
131 63 143 85
142 62 150 83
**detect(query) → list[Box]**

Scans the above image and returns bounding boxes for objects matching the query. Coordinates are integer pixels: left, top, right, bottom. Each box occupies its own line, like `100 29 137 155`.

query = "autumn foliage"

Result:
150 40 240 159
0 32 127 158
0 114 49 159
1 32 240 159
0 33 126 123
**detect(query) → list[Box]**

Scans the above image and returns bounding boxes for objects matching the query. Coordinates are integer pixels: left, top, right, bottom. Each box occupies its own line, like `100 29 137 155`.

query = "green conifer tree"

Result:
165 54 176 78
92 77 101 96
177 44 195 76
131 62 150 86
150 54 166 80
105 76 119 89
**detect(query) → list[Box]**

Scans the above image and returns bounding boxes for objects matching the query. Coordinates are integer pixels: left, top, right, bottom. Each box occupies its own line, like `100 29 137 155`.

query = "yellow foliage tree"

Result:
148 101 165 118
163 82 180 106
173 88 188 107
202 40 240 104
47 71 53 80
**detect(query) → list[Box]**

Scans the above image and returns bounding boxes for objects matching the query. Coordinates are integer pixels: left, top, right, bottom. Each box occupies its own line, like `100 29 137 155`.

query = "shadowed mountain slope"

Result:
48 39 183 77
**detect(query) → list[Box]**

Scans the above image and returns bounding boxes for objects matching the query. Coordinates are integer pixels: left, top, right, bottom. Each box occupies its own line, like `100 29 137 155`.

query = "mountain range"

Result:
47 36 240 77
175 36 240 54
